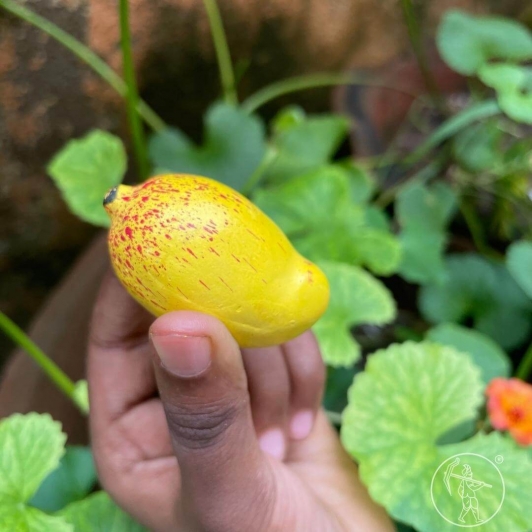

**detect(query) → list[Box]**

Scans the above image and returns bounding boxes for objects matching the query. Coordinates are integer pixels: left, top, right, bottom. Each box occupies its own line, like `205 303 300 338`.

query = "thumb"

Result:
149 311 276 531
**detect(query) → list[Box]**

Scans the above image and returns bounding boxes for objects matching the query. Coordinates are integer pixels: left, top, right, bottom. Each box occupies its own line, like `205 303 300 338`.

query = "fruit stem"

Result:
119 0 150 181
0 311 87 414
0 0 166 132
202 0 237 105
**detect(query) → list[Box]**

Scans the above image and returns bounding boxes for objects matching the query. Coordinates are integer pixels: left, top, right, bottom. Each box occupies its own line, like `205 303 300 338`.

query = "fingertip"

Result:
150 311 239 350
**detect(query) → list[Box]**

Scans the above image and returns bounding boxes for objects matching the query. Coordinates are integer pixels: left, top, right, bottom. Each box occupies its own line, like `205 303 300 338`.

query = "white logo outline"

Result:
430 453 505 528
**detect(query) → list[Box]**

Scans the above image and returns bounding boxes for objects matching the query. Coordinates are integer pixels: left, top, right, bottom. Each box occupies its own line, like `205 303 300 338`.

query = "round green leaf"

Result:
341 342 483 528
148 102 266 191
426 323 511 385
479 64 532 124
60 491 146 531
0 413 66 504
313 262 396 366
30 446 97 513
507 240 532 299
47 130 126 227
437 10 532 75
0 505 72 532
419 254 532 350
254 167 401 274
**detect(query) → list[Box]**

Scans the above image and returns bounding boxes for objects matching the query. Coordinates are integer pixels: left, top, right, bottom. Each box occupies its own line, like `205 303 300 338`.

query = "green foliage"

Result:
437 10 532 75
148 102 266 191
452 120 503 173
73 380 90 415
396 182 457 285
313 262 396 366
479 64 532 124
254 166 401 275
426 323 511 385
48 130 126 227
262 109 349 184
0 413 71 531
341 342 532 532
31 447 97 513
507 240 532 298
0 413 145 531
60 491 147 531
419 254 532 350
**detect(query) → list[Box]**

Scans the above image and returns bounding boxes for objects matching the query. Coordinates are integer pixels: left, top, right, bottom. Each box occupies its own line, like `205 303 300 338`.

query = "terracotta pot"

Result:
333 49 467 158
0 235 108 443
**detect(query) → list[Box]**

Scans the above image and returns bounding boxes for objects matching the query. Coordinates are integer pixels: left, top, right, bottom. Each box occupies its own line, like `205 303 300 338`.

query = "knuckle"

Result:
164 396 246 450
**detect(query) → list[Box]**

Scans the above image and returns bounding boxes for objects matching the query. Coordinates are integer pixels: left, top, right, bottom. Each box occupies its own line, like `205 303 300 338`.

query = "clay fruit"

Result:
104 174 329 347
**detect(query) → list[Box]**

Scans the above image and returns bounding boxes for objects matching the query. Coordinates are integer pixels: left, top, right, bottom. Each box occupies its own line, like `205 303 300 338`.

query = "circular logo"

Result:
430 453 505 528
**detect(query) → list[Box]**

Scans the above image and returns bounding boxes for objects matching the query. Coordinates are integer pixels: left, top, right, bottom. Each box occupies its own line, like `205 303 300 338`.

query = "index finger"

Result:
88 270 156 430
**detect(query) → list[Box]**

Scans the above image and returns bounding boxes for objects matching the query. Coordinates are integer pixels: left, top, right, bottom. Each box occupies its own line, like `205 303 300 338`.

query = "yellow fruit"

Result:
104 174 329 347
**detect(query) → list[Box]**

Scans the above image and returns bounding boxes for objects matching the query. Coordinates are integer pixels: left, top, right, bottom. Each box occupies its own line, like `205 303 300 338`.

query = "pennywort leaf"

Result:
48 130 126 227
254 166 401 275
507 240 532 299
437 10 532 75
313 262 396 366
60 491 147 531
148 102 266 191
397 182 457 285
0 413 66 504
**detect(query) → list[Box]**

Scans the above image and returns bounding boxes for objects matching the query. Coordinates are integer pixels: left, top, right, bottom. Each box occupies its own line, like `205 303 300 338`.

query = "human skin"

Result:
88 271 394 531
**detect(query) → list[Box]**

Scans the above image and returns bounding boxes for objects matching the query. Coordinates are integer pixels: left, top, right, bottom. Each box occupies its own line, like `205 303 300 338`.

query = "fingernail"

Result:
290 410 313 440
259 428 285 460
151 334 211 377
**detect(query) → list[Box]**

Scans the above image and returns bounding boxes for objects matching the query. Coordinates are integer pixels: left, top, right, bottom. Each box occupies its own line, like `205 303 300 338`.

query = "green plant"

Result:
1 2 532 530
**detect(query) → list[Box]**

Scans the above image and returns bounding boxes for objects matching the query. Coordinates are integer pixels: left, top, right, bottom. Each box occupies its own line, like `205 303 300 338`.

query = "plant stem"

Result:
0 0 165 132
405 99 500 166
240 147 278 197
0 312 83 411
119 0 149 181
400 0 445 113
326 410 343 426
515 342 532 381
202 0 237 105
241 73 418 114
458 198 491 257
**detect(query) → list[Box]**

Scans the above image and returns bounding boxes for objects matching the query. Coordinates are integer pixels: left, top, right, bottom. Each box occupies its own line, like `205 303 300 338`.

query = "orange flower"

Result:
486 378 532 446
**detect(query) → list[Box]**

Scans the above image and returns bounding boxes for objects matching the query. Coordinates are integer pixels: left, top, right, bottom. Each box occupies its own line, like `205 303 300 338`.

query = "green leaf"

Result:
263 111 349 184
341 341 489 531
148 102 266 191
429 433 532 531
452 121 503 173
73 380 89 415
0 505 72 532
48 130 126 227
437 10 532 75
397 183 457 285
426 323 511 385
479 64 532 124
254 166 401 275
507 240 532 298
313 262 396 366
60 491 147 531
419 254 532 350
0 413 66 504
30 446 97 513
336 160 376 204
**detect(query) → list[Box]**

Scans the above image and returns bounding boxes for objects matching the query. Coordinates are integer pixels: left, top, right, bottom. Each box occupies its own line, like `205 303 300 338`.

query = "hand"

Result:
88 272 393 532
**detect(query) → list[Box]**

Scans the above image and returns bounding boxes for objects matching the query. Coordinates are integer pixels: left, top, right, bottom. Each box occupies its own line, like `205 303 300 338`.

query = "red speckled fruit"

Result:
104 174 329 347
